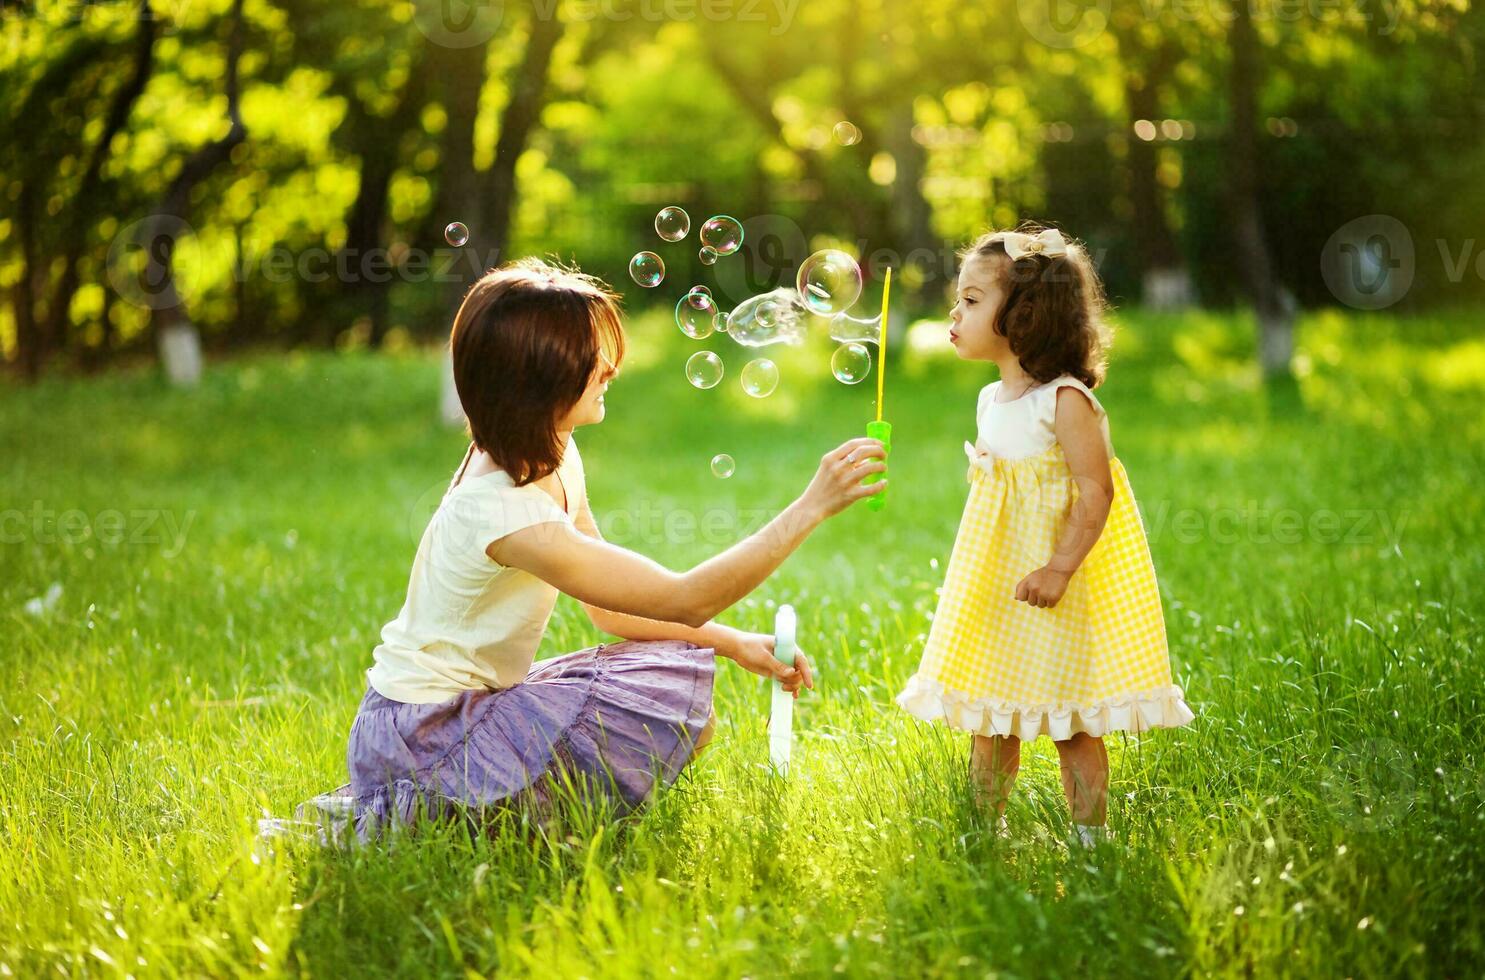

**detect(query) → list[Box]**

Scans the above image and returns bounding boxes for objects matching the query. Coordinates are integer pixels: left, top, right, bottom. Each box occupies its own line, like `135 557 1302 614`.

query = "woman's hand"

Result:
1015 565 1071 608
715 627 814 698
799 437 888 519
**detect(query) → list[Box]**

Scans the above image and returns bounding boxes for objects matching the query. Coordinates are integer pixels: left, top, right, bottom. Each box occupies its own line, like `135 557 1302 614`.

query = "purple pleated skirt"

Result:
347 640 715 839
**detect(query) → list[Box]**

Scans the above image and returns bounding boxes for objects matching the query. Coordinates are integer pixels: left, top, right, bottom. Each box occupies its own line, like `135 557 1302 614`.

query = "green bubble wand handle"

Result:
865 268 892 512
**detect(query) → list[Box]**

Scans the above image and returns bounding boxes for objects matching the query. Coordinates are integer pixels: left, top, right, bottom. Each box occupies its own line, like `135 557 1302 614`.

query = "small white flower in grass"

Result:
1263 836 1275 851
1234 905 1245 916
1358 916 1373 930
1336 844 1348 855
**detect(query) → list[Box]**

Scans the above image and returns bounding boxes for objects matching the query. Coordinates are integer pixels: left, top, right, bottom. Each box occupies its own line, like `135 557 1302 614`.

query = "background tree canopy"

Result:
2 0 1481 380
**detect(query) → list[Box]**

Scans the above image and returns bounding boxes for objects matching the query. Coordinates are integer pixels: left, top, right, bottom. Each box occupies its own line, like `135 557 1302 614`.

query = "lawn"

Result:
2 306 1482 976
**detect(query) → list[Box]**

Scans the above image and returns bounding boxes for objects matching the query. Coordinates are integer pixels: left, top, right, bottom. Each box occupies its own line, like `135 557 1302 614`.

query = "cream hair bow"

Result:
1001 228 1069 260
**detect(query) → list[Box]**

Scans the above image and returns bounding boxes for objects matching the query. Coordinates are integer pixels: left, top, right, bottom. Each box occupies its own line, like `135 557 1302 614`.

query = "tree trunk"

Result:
13 181 42 382
430 38 489 424
336 46 431 347
47 0 157 363
482 10 563 263
147 0 247 386
438 3 567 427
1125 77 1193 310
1227 2 1293 379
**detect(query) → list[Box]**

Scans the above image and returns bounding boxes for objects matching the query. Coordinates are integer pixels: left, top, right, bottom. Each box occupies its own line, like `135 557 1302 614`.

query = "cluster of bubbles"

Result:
629 208 743 288
632 212 880 477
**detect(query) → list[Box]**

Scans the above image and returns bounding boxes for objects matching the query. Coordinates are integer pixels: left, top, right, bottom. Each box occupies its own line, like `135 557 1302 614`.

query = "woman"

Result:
348 258 887 837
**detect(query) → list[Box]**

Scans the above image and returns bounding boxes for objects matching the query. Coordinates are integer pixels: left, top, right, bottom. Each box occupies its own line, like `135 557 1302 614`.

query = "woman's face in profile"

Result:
561 356 617 429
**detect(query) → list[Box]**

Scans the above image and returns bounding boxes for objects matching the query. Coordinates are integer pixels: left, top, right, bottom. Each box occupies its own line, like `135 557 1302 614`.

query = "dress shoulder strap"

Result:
1041 375 1114 457
1044 375 1106 419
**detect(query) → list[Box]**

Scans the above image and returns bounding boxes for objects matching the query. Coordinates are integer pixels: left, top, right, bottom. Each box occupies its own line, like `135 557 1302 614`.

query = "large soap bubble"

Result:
726 288 810 348
655 206 690 242
699 215 744 255
741 358 779 398
629 251 665 287
686 351 724 389
797 249 862 316
675 290 717 339
831 342 872 384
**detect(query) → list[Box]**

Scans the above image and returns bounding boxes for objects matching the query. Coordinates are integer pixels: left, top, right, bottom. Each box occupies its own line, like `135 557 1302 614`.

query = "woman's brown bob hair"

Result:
964 222 1112 389
450 257 626 486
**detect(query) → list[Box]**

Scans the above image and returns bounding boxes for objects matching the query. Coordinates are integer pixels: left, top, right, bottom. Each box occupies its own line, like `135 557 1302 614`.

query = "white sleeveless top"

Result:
366 438 584 704
967 374 1115 465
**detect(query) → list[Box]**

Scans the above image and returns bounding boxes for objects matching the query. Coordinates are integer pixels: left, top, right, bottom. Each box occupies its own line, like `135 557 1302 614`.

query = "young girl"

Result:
896 224 1195 847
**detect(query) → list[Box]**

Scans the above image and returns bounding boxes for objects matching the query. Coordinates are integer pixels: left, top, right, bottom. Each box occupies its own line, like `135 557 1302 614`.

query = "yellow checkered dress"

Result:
897 376 1195 742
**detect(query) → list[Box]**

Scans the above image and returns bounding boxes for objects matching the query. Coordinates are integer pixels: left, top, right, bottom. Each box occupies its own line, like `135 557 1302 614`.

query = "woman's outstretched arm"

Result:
490 437 886 629
569 489 816 693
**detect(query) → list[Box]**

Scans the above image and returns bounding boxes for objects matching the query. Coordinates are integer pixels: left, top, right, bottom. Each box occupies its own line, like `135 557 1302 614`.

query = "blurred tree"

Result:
146 0 247 385
1110 10 1194 310
2 0 1482 382
1226 0 1294 381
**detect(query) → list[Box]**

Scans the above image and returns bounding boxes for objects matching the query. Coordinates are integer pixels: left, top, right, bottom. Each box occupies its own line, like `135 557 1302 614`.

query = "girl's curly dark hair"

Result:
964 222 1113 389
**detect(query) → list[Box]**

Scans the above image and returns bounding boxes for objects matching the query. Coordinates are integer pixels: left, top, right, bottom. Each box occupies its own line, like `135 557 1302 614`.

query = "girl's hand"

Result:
1015 566 1071 608
717 627 815 698
799 438 888 519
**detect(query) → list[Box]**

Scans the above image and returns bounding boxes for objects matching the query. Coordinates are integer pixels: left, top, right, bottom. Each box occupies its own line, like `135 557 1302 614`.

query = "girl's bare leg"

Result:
970 734 1021 816
1054 731 1109 826
689 708 718 762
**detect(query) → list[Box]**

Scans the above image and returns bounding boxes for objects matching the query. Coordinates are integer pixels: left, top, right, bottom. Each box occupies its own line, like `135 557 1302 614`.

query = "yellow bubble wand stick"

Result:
864 267 891 511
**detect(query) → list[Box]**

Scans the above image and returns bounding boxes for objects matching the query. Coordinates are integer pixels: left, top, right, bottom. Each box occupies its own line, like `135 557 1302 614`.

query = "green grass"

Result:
2 306 1483 976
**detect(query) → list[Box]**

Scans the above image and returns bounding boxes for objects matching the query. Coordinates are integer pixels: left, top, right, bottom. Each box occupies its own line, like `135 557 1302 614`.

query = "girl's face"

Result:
949 253 1009 362
559 356 617 430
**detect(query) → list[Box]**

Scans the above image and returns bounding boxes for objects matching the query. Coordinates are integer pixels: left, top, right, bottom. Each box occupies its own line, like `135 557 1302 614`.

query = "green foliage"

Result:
3 1 1484 370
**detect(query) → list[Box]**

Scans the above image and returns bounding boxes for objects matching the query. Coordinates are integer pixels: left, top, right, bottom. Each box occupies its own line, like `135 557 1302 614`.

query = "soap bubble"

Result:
712 311 730 334
699 245 719 265
727 288 809 348
655 206 690 242
797 249 862 315
699 215 744 255
829 309 882 343
741 358 779 398
833 121 862 146
629 251 665 287
711 454 736 479
688 285 712 300
831 342 872 384
685 351 724 389
444 222 469 247
675 290 717 339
